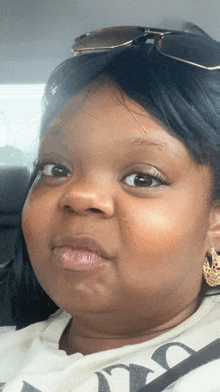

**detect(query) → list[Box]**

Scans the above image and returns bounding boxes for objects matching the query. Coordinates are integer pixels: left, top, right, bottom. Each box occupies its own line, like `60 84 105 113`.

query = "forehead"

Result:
41 79 187 158
44 78 146 133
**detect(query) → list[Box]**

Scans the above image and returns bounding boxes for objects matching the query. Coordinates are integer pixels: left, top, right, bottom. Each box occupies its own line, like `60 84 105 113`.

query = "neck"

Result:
59 297 199 355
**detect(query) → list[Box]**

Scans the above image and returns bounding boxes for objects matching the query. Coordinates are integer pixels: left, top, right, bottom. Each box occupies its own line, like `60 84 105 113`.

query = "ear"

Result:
206 201 220 255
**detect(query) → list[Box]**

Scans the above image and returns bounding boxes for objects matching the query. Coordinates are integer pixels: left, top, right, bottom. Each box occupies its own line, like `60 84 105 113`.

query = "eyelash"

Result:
36 162 71 178
122 168 170 188
36 161 170 189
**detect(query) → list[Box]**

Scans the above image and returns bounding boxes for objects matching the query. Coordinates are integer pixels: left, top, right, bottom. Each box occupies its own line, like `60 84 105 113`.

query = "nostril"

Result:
62 205 105 214
63 206 102 214
64 205 74 212
89 208 102 213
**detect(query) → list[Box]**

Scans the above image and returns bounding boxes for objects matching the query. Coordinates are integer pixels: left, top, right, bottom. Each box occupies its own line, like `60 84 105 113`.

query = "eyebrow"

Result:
46 131 168 151
115 137 167 149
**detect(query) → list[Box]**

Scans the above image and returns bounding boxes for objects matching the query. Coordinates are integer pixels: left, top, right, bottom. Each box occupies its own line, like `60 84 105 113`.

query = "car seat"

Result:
0 165 30 326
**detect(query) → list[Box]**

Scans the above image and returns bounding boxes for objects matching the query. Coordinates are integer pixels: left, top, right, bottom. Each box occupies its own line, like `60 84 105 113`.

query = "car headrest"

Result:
0 166 30 226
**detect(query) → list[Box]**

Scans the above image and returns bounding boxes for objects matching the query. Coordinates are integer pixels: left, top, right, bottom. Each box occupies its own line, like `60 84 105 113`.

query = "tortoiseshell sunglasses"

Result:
72 26 220 70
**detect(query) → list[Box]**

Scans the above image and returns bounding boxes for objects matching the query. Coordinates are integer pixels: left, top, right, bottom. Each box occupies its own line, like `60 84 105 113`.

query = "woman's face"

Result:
22 80 214 334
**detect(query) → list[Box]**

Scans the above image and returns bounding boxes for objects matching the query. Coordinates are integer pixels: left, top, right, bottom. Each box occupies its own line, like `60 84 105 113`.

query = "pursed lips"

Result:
51 234 113 261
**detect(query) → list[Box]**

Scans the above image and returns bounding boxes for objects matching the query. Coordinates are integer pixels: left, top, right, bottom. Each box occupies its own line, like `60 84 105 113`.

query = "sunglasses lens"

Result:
72 26 146 52
158 33 220 68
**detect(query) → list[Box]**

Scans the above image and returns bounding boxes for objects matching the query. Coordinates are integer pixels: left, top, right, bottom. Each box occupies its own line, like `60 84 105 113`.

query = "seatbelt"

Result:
137 338 220 392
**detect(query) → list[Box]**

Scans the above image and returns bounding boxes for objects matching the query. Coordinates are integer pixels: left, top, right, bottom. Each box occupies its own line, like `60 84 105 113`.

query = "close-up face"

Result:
22 79 215 334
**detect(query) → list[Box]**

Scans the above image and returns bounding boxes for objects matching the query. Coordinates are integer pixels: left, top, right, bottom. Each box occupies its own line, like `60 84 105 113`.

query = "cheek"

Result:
22 191 62 299
22 188 57 257
117 194 209 272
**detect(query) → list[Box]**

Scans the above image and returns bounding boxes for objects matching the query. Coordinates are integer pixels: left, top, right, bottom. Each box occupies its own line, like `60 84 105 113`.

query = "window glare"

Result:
0 84 45 171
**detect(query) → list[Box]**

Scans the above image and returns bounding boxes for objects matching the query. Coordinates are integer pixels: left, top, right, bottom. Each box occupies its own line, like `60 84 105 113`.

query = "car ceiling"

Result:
1 0 220 84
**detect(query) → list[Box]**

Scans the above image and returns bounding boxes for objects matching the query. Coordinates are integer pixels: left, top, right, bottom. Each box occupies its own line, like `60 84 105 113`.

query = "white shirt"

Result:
0 292 220 392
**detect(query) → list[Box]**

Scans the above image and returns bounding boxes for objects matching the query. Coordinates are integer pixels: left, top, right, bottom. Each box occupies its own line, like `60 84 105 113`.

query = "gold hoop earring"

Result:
203 247 220 287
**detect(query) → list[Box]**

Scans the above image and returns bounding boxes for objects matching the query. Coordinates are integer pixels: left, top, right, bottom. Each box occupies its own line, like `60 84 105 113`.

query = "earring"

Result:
203 247 220 287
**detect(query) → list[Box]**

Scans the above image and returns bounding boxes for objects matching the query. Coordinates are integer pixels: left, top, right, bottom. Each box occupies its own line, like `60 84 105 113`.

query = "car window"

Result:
0 84 45 171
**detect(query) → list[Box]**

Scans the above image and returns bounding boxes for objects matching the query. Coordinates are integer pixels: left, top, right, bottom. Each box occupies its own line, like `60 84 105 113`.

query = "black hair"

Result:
8 41 220 329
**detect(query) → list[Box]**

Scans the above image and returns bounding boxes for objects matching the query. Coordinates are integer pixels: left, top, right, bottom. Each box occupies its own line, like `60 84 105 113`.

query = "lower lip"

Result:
51 247 106 271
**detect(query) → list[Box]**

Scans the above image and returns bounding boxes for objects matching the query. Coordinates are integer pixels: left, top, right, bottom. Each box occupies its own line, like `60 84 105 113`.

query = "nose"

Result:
58 178 115 218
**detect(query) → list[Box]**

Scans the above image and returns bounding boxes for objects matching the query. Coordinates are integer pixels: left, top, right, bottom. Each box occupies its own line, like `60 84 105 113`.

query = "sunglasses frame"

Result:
71 26 220 71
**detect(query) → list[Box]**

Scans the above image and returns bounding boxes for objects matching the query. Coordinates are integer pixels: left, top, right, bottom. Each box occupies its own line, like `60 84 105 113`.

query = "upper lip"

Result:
51 234 112 260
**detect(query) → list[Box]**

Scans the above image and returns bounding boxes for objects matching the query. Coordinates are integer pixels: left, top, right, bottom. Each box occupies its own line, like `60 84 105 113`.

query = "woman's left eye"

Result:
122 172 163 188
41 163 71 178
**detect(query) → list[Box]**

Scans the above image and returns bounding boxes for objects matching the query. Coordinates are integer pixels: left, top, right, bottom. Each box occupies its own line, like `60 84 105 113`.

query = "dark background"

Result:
1 0 220 84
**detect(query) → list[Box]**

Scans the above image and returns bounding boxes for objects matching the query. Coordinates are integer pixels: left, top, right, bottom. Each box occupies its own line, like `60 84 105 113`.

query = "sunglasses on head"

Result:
71 26 220 70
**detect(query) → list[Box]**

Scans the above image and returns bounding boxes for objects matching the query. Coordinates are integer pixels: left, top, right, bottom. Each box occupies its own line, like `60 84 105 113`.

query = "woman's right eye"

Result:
40 163 71 178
